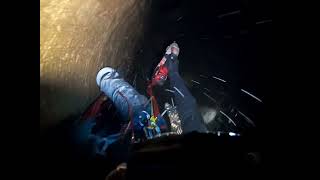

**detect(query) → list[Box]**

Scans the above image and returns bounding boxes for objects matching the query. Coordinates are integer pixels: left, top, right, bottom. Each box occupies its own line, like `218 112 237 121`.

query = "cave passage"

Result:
40 0 271 178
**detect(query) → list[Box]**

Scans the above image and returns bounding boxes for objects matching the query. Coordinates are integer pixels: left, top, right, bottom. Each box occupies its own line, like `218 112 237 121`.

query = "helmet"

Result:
96 67 120 87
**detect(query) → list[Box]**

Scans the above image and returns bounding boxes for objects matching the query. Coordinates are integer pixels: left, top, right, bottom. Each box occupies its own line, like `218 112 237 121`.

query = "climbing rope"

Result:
117 91 135 142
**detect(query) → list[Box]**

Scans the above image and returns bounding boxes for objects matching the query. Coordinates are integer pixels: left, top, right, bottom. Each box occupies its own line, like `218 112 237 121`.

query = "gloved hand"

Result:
164 42 180 74
165 42 180 56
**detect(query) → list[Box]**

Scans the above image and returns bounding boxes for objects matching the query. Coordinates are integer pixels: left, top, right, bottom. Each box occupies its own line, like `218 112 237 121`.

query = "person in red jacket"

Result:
151 42 207 133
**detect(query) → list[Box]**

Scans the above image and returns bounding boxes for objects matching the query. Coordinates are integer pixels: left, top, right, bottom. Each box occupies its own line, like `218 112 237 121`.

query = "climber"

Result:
71 42 258 180
152 42 208 133
76 42 207 156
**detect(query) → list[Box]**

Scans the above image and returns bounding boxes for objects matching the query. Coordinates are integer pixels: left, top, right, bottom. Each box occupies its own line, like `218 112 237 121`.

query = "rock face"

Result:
40 0 151 130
